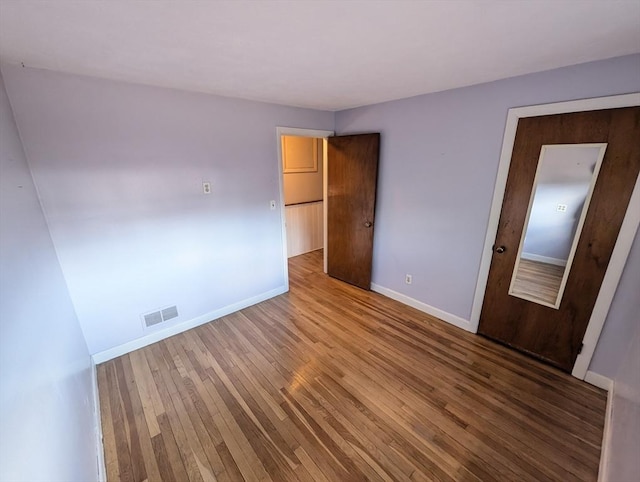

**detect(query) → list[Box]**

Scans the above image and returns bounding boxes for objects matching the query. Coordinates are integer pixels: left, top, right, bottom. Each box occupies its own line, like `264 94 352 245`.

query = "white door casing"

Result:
276 127 334 290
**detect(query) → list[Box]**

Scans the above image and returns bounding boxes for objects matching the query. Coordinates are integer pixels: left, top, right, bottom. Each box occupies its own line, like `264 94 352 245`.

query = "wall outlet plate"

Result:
203 181 211 194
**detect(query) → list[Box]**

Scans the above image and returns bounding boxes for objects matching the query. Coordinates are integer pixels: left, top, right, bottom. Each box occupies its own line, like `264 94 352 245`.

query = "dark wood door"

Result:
327 133 380 290
478 107 640 372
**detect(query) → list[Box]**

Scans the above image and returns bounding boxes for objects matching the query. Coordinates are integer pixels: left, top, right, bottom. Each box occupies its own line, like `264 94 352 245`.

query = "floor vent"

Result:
143 305 179 328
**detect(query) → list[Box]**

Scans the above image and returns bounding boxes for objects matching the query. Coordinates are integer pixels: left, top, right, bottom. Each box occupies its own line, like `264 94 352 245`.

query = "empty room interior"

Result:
1 1 640 481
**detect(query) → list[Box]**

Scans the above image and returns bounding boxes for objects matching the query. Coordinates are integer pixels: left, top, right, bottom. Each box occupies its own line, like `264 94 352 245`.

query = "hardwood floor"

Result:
511 258 565 306
98 250 606 482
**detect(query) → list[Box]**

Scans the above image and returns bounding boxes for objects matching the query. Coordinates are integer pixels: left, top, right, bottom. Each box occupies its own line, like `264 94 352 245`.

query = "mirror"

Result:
508 143 607 308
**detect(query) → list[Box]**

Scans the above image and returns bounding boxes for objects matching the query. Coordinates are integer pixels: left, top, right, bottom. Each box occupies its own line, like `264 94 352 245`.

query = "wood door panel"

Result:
327 134 380 290
479 107 640 372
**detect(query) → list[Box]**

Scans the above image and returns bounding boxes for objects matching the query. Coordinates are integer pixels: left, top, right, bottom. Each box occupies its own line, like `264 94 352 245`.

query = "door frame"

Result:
276 127 334 290
469 93 640 380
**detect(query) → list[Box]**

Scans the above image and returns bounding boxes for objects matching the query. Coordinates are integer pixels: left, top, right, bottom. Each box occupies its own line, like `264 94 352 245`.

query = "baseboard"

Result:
371 283 472 332
521 252 567 267
91 359 106 482
585 370 614 392
92 285 287 364
598 381 615 482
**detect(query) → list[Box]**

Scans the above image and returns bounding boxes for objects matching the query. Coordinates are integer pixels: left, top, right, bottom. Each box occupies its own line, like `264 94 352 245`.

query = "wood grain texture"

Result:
511 259 564 305
327 133 379 290
99 250 606 482
479 107 640 372
285 201 323 258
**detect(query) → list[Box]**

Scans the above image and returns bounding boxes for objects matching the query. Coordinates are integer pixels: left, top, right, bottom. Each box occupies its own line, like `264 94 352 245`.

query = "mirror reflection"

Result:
509 144 607 308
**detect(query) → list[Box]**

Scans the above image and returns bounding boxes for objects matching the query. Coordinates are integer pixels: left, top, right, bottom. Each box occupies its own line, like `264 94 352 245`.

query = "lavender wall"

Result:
0 73 97 480
603 318 640 480
590 230 640 378
1 63 333 355
335 54 640 376
1 55 637 376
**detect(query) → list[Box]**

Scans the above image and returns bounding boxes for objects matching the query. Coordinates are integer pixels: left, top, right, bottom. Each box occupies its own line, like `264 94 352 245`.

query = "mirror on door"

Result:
508 143 607 308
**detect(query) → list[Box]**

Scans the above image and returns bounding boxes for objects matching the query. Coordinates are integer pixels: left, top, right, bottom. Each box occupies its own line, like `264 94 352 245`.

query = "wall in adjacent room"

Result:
282 136 323 205
1 63 333 355
0 72 98 481
334 54 640 375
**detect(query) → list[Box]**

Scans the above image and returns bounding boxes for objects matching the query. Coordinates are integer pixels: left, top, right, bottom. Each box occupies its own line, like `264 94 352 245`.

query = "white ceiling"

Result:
0 1 639 111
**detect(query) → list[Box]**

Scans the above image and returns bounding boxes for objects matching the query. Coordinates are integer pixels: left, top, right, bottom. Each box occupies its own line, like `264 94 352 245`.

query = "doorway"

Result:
470 94 640 379
276 128 381 292
276 127 333 289
478 107 639 372
281 135 325 258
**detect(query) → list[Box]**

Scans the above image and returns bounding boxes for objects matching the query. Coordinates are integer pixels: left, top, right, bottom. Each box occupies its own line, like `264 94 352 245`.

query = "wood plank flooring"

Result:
98 250 606 482
511 258 565 306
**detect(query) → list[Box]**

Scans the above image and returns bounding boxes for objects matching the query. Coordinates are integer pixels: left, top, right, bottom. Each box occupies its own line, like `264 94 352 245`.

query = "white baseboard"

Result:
91 359 106 482
585 370 614 392
598 381 615 482
584 371 614 481
371 283 472 332
521 252 567 267
92 286 287 364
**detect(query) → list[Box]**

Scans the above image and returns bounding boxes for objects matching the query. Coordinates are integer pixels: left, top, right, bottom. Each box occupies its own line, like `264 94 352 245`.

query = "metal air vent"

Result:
142 305 179 328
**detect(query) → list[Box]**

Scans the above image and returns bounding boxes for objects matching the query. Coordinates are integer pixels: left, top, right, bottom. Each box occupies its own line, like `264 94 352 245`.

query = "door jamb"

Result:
468 93 640 380
276 127 334 290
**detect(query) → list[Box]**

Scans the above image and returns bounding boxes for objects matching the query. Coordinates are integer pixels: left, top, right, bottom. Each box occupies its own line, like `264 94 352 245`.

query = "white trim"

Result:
371 283 473 332
276 127 334 285
91 359 106 481
598 382 615 482
520 252 567 267
585 370 614 392
469 93 640 380
573 173 640 378
92 286 286 364
509 93 640 119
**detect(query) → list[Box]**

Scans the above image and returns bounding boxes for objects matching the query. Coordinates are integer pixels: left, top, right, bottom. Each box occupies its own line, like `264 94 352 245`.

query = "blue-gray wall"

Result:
0 72 98 481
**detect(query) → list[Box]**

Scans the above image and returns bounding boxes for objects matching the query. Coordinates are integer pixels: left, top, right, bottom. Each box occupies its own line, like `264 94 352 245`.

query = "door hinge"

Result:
578 343 584 355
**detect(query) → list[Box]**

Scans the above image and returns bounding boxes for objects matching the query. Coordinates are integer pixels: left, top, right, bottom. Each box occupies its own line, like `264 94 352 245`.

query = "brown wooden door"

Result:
478 107 640 372
327 133 380 290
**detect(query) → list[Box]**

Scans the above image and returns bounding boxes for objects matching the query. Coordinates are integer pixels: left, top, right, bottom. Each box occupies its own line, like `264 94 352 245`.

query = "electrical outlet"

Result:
203 181 211 194
270 200 276 210
405 274 412 285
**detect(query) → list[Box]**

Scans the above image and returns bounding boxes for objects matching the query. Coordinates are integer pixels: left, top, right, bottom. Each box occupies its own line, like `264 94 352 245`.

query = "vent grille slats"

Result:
161 306 178 321
143 305 178 328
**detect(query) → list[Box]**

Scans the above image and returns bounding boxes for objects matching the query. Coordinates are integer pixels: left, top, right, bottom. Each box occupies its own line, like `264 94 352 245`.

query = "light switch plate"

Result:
270 200 276 210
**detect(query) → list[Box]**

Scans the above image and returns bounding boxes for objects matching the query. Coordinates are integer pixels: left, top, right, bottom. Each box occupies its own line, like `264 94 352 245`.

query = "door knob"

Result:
494 245 506 253
364 221 373 228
